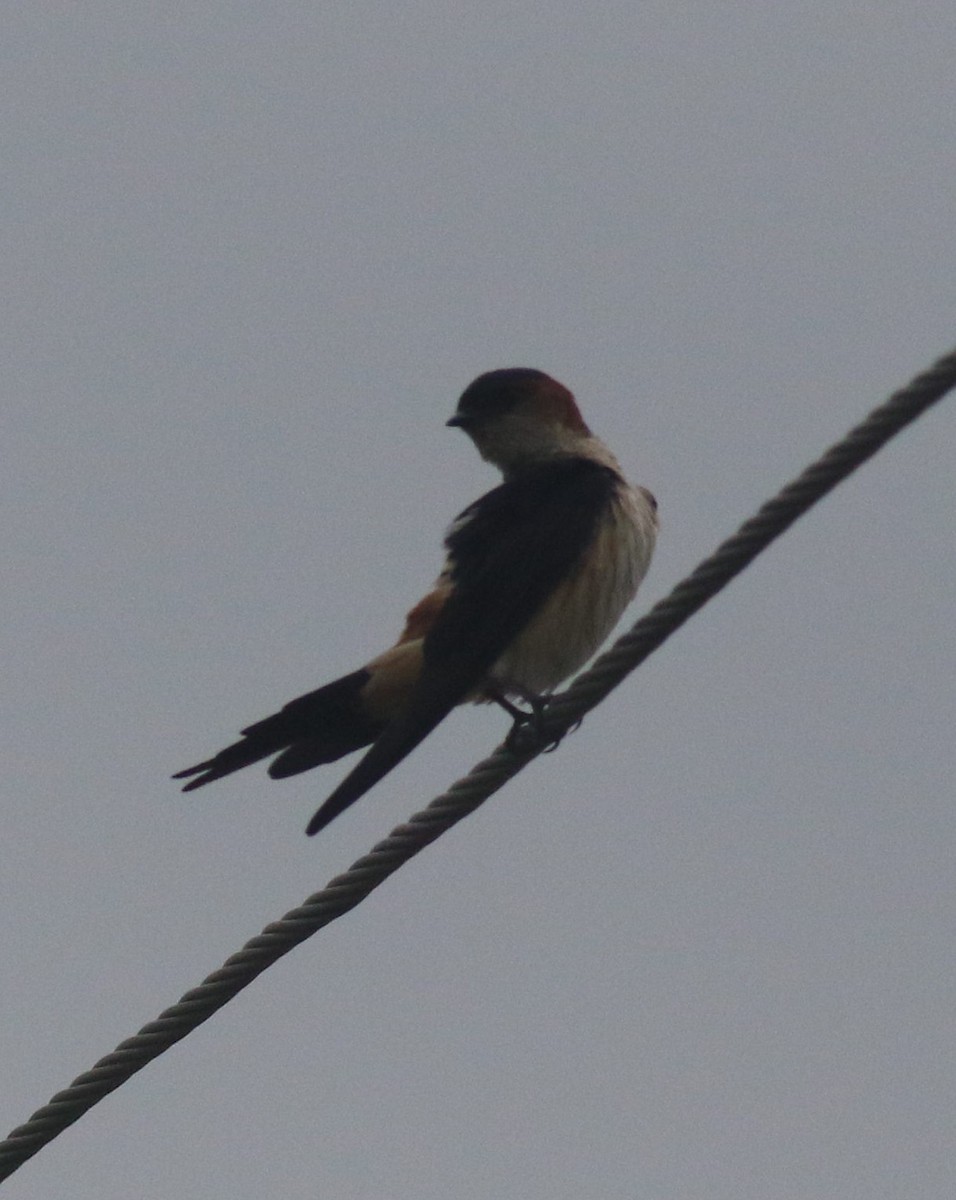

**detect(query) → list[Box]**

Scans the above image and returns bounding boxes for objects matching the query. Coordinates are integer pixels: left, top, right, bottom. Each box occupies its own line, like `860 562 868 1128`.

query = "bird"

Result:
174 368 658 836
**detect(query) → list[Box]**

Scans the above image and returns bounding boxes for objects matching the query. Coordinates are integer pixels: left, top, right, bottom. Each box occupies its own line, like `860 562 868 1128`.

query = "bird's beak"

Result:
446 413 469 428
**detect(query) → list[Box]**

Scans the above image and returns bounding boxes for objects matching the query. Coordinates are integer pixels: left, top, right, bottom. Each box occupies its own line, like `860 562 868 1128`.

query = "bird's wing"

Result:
306 457 619 834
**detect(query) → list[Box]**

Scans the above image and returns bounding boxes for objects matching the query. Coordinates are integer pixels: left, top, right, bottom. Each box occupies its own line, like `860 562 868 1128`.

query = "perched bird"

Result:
174 368 658 835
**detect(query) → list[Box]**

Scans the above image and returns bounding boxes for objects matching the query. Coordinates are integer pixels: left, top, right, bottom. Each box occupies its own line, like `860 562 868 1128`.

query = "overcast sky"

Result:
3 5 955 1198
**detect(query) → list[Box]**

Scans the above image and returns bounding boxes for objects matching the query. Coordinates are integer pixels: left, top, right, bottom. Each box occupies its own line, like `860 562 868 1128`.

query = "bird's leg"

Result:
486 686 554 750
487 684 549 721
487 688 530 723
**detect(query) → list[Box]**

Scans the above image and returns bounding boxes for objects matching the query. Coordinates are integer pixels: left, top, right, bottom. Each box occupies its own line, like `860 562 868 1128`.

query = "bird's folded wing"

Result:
306 458 619 833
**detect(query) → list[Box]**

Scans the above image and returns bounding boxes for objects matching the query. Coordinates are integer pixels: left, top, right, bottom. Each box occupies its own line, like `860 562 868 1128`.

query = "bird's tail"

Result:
173 668 385 791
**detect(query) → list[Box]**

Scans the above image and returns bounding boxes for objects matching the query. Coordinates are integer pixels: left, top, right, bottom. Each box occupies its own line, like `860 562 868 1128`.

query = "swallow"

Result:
174 368 658 835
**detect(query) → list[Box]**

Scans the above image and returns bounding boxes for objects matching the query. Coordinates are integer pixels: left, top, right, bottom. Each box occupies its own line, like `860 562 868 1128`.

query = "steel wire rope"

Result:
1 345 954 1184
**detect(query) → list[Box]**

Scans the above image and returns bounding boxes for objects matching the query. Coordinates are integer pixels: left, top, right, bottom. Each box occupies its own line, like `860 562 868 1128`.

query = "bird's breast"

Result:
486 485 657 697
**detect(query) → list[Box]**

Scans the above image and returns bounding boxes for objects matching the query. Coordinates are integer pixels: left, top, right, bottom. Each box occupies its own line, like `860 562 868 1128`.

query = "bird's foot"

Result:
488 688 574 752
536 713 584 753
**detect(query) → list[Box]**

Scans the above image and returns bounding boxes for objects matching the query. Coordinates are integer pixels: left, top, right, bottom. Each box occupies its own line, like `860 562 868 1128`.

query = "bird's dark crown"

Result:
449 368 569 429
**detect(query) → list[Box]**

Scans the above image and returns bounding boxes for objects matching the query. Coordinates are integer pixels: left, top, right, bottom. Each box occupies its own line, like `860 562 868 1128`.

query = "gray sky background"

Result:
3 5 955 1198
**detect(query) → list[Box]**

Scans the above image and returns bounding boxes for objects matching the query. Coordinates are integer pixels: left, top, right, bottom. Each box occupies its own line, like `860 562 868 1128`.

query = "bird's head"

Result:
447 368 593 474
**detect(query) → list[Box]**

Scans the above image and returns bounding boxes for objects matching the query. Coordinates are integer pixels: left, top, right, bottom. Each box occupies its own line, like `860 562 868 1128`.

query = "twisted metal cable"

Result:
1 346 954 1185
